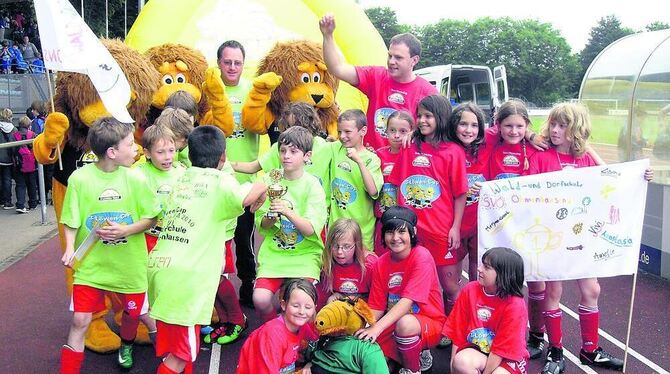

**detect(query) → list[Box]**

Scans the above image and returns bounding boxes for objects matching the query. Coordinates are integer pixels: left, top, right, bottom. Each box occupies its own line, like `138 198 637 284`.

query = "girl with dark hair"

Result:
444 247 528 374
356 206 446 374
237 279 318 374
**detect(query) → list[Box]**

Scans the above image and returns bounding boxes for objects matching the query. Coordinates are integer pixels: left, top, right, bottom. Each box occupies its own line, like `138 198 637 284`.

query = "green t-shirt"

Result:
60 163 161 293
147 167 250 326
259 136 332 200
175 146 191 168
255 171 327 280
221 160 238 241
136 161 185 237
225 78 259 184
327 142 383 250
309 336 387 374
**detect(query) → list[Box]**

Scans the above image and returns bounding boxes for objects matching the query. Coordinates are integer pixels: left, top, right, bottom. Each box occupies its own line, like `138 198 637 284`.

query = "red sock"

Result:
395 334 422 372
120 311 141 342
578 304 599 352
157 362 179 374
216 277 245 325
60 345 84 374
543 308 563 349
528 290 546 334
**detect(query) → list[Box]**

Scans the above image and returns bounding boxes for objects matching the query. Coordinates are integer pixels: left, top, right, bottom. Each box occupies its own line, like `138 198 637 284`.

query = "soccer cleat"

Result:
579 347 624 371
419 349 433 371
527 332 546 360
436 336 452 349
117 343 134 369
541 346 565 374
203 323 229 344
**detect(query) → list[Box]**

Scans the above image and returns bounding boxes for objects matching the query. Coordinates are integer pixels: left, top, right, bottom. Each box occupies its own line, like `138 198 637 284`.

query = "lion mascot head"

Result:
258 40 339 137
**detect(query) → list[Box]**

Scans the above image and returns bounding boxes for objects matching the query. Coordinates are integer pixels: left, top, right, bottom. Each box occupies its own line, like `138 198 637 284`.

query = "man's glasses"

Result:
222 60 243 67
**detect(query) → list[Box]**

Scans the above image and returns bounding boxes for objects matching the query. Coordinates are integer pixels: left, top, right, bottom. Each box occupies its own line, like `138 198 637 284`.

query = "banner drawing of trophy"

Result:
266 169 288 219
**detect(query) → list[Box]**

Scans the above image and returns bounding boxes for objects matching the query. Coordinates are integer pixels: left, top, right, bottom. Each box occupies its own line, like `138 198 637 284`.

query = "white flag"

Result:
34 0 134 123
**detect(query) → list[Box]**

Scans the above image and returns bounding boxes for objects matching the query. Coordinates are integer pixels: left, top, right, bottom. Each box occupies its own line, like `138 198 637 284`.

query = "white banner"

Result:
478 159 650 281
33 0 134 123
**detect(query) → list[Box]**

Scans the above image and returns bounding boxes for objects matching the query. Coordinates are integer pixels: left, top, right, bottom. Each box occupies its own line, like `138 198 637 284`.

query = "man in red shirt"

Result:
319 14 437 150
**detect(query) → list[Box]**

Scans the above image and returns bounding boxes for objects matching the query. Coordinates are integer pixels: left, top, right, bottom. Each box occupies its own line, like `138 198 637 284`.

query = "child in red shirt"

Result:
237 279 318 374
447 103 490 280
526 102 652 373
388 95 468 319
357 206 446 374
319 218 378 305
445 247 529 374
374 110 414 255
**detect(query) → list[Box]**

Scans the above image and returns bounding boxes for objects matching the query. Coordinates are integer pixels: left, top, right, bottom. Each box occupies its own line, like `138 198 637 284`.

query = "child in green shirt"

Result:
147 126 266 374
327 109 384 250
59 118 161 373
254 126 328 322
156 106 194 168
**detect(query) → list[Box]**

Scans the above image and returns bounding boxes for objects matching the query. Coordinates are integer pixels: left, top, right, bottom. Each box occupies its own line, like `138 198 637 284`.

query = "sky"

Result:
357 0 670 52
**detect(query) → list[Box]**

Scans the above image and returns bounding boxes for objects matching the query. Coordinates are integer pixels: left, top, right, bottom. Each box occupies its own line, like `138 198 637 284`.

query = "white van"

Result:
415 64 508 124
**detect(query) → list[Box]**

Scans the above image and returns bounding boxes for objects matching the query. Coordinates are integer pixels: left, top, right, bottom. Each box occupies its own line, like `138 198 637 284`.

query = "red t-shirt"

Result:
486 127 536 180
237 316 317 374
388 142 468 245
461 147 491 239
368 245 446 323
331 253 378 296
375 146 401 218
528 148 597 175
355 66 437 150
444 281 529 362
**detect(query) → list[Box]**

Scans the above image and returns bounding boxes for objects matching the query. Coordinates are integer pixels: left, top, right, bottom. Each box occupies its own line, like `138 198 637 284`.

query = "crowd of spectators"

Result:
0 11 43 74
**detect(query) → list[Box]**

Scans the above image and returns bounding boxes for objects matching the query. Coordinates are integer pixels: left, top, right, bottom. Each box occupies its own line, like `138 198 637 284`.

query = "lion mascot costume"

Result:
33 39 160 353
242 40 339 142
144 43 233 137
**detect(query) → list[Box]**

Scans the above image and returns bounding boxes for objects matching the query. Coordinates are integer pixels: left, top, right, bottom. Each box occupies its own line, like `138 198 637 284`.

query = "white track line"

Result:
563 349 599 374
462 271 669 374
208 342 221 374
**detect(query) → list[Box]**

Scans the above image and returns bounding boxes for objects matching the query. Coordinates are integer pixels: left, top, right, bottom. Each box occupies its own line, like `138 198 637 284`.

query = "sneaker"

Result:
3 204 15 210
419 349 433 371
436 336 452 349
203 323 229 344
16 207 28 214
398 369 420 374
579 347 624 371
527 332 546 360
117 343 134 369
216 315 248 345
541 346 565 374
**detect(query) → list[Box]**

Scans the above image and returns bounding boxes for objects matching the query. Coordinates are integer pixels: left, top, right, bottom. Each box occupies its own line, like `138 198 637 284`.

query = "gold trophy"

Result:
266 169 288 219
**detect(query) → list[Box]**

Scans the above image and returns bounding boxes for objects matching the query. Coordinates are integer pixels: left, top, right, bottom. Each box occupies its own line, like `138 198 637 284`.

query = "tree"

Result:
364 6 407 47
580 15 634 72
67 0 140 39
646 21 670 32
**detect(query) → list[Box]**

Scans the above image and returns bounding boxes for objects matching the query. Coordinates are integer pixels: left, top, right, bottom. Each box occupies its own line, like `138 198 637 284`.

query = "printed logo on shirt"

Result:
331 178 357 210
476 306 493 322
157 184 172 195
382 163 394 176
374 108 396 137
400 175 441 209
337 161 352 172
127 301 137 310
502 154 520 167
227 112 245 139
379 183 398 213
339 281 359 294
445 251 453 259
388 272 403 288
99 189 122 201
388 92 405 104
86 212 133 245
412 155 431 167
388 293 420 313
494 173 519 180
466 174 486 206
273 218 304 250
467 327 495 354
77 151 98 169
229 95 242 105
279 363 296 374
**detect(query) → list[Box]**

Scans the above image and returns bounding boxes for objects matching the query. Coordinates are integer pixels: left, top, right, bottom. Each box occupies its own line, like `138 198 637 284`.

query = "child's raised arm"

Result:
346 149 381 197
243 181 268 212
232 160 262 174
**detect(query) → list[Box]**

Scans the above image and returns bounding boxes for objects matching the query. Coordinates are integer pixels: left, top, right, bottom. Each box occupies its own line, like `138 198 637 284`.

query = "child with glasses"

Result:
319 218 378 306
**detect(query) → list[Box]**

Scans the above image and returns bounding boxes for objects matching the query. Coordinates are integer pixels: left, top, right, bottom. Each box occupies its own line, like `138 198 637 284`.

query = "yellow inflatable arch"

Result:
125 0 388 113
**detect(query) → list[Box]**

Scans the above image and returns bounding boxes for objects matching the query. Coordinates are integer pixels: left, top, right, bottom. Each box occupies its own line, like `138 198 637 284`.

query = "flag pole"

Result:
622 270 639 373
44 68 62 171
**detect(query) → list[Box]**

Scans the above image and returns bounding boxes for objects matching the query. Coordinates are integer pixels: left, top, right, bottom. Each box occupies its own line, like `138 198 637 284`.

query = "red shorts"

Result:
155 320 200 363
255 277 318 294
419 233 467 266
145 233 158 253
376 314 444 364
70 285 148 317
223 240 235 274
455 347 527 374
